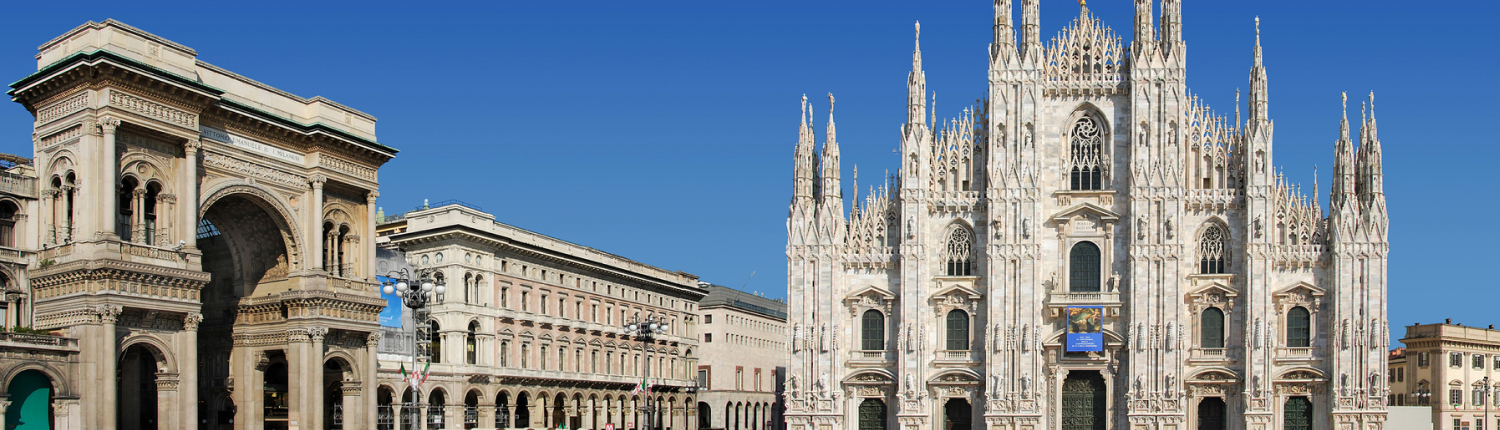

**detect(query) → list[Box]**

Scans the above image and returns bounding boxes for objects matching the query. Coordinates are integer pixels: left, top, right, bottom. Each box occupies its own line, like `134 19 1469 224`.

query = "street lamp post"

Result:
382 267 446 430
1486 376 1492 430
624 315 669 430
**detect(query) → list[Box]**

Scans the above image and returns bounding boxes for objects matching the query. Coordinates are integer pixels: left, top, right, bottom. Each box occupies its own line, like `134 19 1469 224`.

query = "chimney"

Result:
1446 319 1452 325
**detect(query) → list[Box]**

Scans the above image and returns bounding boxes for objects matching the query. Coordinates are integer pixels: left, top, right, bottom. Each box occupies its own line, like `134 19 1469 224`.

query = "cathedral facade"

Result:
783 2 1390 430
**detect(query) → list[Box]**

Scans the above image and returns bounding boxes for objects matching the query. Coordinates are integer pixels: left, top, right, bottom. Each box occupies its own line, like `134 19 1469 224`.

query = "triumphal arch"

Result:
9 20 397 429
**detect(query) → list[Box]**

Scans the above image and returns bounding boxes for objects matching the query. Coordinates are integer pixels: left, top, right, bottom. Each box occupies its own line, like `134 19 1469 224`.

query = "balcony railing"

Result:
939 350 977 361
851 350 893 362
0 332 78 350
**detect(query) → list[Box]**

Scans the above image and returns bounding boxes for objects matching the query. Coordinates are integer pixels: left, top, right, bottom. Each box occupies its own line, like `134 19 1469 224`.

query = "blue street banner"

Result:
377 275 403 328
1065 306 1103 352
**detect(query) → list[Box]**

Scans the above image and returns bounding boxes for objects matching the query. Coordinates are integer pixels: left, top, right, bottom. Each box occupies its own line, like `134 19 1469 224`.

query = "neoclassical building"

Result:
8 20 396 429
784 2 1390 430
376 202 705 430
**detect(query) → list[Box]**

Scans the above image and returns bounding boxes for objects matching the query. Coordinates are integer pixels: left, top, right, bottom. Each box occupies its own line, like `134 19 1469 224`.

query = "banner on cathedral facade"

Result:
1066 306 1103 352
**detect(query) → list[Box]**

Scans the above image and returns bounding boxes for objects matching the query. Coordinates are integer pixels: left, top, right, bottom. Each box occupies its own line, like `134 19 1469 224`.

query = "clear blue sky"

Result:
2 1 1494 343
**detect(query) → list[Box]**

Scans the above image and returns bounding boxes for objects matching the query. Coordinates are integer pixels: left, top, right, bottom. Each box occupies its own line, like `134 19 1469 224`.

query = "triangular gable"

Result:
931 283 981 301
1050 202 1121 224
846 285 896 302
1274 281 1325 298
1188 282 1239 299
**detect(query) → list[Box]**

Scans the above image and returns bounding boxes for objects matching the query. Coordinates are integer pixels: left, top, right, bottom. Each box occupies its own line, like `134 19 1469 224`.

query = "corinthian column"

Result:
366 190 378 281
308 175 326 271
97 304 122 430
181 139 200 250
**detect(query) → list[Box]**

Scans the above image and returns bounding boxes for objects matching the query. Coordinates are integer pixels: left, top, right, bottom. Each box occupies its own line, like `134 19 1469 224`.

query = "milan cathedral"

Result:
783 2 1390 430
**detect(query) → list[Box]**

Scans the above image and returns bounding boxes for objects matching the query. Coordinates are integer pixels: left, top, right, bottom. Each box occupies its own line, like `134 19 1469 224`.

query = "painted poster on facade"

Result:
377 275 403 328
1066 306 1103 352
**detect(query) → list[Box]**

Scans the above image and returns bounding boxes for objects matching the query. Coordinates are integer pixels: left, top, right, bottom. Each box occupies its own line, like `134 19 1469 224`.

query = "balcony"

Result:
1275 347 1321 365
849 350 893 365
934 350 979 366
1045 290 1123 318
1188 348 1235 364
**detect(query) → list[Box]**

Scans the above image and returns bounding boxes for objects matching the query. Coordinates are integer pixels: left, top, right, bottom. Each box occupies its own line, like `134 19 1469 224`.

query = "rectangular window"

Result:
697 368 709 389
541 346 549 370
541 295 549 314
704 333 712 343
521 343 530 369
501 287 510 308
1418 352 1429 367
592 304 599 322
1477 354 1487 370
1398 368 1404 382
755 368 763 391
705 314 713 324
1453 352 1464 368
1452 389 1463 406
521 292 530 312
736 367 744 390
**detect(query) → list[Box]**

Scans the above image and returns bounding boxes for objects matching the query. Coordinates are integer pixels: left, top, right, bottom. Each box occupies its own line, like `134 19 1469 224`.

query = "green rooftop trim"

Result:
8 49 222 97
217 98 396 155
8 49 397 156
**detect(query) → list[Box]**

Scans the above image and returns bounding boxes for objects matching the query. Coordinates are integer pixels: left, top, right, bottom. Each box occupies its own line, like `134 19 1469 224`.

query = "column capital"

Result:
309 326 330 342
184 138 202 153
98 116 121 134
309 174 328 189
184 313 204 331
367 331 383 346
94 304 122 324
287 328 312 343
366 190 379 203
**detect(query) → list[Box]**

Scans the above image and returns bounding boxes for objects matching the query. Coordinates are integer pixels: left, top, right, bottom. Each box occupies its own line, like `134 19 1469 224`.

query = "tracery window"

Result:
943 225 974 276
1199 225 1228 274
945 310 969 351
1286 306 1311 348
1069 242 1102 292
1201 307 1225 349
1068 115 1105 190
861 310 885 351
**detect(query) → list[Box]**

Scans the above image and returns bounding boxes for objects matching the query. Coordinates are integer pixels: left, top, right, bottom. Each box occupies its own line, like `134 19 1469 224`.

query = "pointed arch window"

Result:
1286 306 1311 348
1068 115 1105 190
943 225 974 276
1201 307 1225 349
945 310 969 351
1069 242 1102 293
861 310 885 351
1199 224 1228 274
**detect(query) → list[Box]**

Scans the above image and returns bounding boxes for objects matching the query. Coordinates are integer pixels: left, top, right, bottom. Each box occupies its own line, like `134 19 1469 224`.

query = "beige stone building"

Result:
1394 322 1500 430
694 284 787 430
376 202 705 430
7 19 396 430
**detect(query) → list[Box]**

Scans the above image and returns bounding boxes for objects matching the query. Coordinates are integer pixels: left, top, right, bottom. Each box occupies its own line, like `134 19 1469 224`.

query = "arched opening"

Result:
467 321 480 365
942 398 970 430
943 225 973 276
1198 224 1228 274
464 390 481 429
552 393 566 430
1196 397 1225 430
5 369 53 430
0 200 19 248
496 392 511 429
858 398 885 430
377 386 396 430
116 176 138 241
697 402 711 430
196 192 295 428
430 320 443 363
1201 307 1225 349
1069 242 1101 293
945 310 969 351
428 389 448 429
119 343 162 430
571 394 584 430
515 392 531 428
401 388 418 430
324 358 353 430
861 310 885 351
1060 370 1105 430
143 181 161 245
264 359 290 429
1282 396 1312 430
728 401 737 430
1068 114 1105 190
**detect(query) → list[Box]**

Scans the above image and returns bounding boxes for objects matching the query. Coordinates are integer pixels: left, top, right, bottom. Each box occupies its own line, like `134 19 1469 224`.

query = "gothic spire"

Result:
908 22 928 129
793 95 817 203
1357 92 1385 205
1160 0 1182 47
1332 92 1357 212
821 93 843 205
992 0 1016 62
1248 17 1270 129
1021 0 1041 60
1134 0 1156 56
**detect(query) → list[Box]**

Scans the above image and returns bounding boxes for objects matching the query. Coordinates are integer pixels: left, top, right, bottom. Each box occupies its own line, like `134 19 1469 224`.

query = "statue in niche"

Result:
792 324 803 352
1109 274 1121 292
1254 216 1264 238
818 372 830 398
1020 376 1030 399
906 217 915 239
1136 215 1148 240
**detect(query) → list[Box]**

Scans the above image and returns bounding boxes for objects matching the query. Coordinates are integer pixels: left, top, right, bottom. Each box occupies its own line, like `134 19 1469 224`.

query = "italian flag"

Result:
400 362 431 390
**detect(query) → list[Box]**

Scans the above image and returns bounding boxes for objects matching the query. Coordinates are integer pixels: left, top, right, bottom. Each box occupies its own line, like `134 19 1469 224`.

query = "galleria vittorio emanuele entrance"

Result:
7 19 396 430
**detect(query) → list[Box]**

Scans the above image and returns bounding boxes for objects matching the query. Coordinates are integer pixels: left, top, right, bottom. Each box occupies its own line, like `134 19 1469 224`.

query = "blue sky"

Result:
2 1 1494 343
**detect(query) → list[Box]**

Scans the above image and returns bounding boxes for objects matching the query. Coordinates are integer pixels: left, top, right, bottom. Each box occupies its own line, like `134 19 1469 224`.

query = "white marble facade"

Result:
783 2 1390 430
